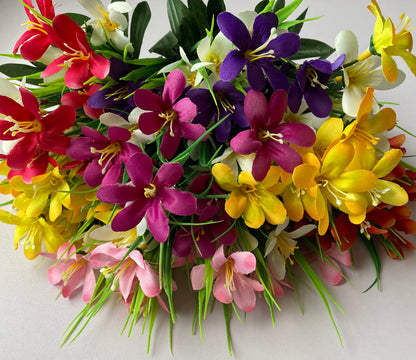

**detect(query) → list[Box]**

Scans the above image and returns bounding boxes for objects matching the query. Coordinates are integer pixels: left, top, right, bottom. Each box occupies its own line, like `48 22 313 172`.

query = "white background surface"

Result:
1 0 416 359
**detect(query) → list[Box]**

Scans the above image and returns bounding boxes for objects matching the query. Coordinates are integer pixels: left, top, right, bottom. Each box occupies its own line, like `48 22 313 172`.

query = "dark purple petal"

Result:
295 63 308 92
160 188 197 216
162 69 186 105
263 63 290 91
111 199 149 232
219 50 247 82
194 235 217 258
134 89 164 112
247 62 266 91
97 184 140 205
278 122 316 147
268 89 287 128
212 81 238 95
269 33 300 59
252 146 272 181
126 152 154 187
304 86 332 118
67 137 94 161
217 12 250 50
268 142 303 173
109 57 130 80
108 126 131 142
287 81 303 114
210 221 237 245
251 12 278 45
187 88 213 110
147 201 169 242
230 130 261 155
215 117 231 142
153 162 183 188
310 59 332 74
173 229 194 258
229 105 248 128
244 90 269 129
331 54 346 71
160 127 181 159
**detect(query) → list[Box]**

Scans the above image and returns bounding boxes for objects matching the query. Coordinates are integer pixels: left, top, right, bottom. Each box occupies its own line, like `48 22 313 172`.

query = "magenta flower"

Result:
191 245 264 312
97 152 197 242
67 126 142 187
134 69 206 159
42 243 96 303
41 14 110 89
88 243 160 300
230 89 316 181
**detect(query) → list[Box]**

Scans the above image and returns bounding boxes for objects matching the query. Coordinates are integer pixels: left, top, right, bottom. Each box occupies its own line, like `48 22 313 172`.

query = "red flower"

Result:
13 0 55 61
61 84 104 119
0 87 75 177
41 14 110 89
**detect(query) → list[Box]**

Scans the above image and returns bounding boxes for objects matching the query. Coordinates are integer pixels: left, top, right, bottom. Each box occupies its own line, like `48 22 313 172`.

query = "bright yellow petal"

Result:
238 171 257 186
330 170 378 193
225 191 247 219
258 190 287 225
372 149 403 177
321 142 354 179
243 202 264 228
377 179 409 206
293 164 318 189
283 189 304 221
356 87 374 124
261 166 282 190
212 163 239 192
362 107 396 134
343 193 369 216
381 49 398 82
314 117 343 155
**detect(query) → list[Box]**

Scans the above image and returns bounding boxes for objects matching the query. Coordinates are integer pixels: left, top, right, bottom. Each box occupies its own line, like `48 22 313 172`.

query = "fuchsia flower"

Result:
191 245 264 312
97 152 197 242
42 243 96 303
88 242 160 301
134 69 206 159
66 126 142 187
41 14 110 89
0 87 75 176
230 89 316 181
13 0 55 61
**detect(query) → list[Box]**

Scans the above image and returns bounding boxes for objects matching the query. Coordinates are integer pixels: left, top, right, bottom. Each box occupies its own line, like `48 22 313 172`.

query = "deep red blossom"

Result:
0 87 75 178
41 14 110 89
13 0 55 61
61 84 104 119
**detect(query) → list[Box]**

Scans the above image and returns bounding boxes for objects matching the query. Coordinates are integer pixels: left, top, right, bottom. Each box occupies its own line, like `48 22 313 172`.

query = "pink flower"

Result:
41 14 110 89
191 245 263 312
97 152 197 242
13 0 55 61
134 69 206 159
88 243 161 301
318 243 351 285
43 243 96 303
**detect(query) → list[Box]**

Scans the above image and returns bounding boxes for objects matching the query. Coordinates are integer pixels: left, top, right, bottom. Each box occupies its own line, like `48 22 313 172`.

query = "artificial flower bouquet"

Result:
1 0 416 353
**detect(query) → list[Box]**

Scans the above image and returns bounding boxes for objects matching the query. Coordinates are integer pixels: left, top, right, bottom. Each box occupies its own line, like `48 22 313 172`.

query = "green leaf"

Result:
255 0 271 13
65 13 90 26
222 304 232 356
279 16 320 30
290 38 335 60
274 0 285 11
0 63 42 77
149 32 179 58
206 0 226 32
188 0 209 38
120 64 164 82
276 0 303 23
361 236 381 292
287 8 307 33
130 1 151 58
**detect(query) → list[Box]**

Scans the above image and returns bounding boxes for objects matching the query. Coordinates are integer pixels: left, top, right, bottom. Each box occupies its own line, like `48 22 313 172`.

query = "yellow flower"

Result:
0 209 66 260
10 167 71 222
359 0 416 82
212 163 287 229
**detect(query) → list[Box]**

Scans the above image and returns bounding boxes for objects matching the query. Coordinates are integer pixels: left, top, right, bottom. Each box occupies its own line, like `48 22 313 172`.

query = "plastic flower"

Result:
78 0 133 52
61 84 104 120
360 0 416 82
211 146 254 179
191 245 263 312
97 152 197 242
13 0 55 61
88 242 161 300
41 14 110 89
230 89 316 181
265 218 316 281
288 56 345 118
0 209 66 260
187 81 248 142
42 242 96 303
212 163 287 229
334 29 405 117
0 87 75 176
317 243 351 286
134 69 206 159
66 126 142 187
217 11 300 91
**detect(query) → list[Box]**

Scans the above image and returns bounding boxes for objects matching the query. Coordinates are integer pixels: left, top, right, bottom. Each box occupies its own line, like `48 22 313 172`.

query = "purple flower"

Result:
134 69 206 159
97 152 197 243
67 126 142 187
217 12 300 91
187 81 248 142
230 89 316 181
288 55 345 118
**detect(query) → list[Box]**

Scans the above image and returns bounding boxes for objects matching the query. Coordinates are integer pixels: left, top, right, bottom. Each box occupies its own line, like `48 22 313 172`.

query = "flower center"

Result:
275 235 298 265
101 258 135 291
144 184 158 198
2 115 42 136
158 109 178 136
105 86 129 101
258 129 284 144
243 28 277 63
63 45 91 67
368 186 390 206
215 91 235 116
90 141 122 172
62 259 88 284
23 16 48 35
306 67 328 89
224 258 235 291
205 54 222 73
97 5 119 32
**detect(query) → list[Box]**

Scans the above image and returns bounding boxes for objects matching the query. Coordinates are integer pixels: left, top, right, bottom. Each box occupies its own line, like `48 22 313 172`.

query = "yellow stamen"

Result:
158 109 177 136
144 184 157 198
62 259 88 284
90 141 122 171
97 5 119 32
2 116 42 136
258 129 284 144
224 258 235 291
306 67 328 89
104 86 128 101
275 235 298 265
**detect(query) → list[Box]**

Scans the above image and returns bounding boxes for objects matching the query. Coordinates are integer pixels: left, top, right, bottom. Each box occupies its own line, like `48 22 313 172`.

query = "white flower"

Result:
265 218 316 280
335 30 405 117
212 146 254 178
78 0 133 52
